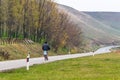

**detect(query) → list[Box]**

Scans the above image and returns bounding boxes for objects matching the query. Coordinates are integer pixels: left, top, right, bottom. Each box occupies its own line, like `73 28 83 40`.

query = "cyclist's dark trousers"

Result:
44 55 48 60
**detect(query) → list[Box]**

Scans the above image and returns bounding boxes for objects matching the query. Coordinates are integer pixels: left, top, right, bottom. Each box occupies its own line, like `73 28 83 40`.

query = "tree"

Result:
0 0 83 53
0 0 2 37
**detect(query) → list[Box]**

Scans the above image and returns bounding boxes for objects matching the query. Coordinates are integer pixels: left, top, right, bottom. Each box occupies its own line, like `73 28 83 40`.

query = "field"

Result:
0 53 120 80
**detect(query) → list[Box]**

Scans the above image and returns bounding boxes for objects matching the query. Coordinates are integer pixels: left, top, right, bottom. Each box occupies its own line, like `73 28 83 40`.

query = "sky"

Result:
54 0 120 12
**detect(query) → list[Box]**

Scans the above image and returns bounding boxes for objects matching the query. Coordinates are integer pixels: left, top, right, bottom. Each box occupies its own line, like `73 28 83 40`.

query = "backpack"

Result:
42 44 50 51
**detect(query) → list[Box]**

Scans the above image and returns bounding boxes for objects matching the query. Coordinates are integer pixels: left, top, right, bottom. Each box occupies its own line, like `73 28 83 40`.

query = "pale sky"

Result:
54 0 120 12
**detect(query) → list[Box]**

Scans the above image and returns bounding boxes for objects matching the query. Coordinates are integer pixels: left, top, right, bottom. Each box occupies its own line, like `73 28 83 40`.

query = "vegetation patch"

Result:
0 53 120 80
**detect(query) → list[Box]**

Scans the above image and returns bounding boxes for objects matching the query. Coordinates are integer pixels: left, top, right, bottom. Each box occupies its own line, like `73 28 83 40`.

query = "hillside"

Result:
57 4 120 45
85 12 120 30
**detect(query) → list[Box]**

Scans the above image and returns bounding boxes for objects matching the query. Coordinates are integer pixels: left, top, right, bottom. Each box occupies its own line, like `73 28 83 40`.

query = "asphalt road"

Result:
0 53 93 72
0 45 119 72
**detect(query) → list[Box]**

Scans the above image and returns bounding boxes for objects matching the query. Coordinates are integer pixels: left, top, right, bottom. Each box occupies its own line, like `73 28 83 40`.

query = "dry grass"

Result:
0 43 42 60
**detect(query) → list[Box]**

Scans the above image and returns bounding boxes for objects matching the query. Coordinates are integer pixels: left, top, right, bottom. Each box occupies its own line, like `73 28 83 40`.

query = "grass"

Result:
0 53 120 80
0 43 43 60
0 43 65 61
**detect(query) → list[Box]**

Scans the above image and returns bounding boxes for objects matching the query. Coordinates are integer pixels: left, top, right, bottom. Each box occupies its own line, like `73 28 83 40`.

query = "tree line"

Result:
0 0 83 53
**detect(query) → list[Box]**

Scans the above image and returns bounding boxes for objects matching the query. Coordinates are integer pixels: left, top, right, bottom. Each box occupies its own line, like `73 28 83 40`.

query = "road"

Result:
0 45 119 72
94 45 120 54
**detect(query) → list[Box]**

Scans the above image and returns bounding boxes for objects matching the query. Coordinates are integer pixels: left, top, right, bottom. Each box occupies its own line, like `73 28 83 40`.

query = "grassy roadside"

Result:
0 52 120 80
0 43 57 61
0 43 42 60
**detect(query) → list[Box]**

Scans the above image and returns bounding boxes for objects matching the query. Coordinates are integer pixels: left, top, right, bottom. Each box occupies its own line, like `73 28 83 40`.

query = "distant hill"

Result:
57 4 120 46
85 12 120 30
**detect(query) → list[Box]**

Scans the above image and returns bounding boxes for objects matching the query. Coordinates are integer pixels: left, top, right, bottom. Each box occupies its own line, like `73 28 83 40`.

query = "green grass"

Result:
0 53 120 80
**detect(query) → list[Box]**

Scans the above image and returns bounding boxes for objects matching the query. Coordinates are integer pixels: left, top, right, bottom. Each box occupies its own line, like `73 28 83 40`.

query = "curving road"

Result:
94 45 120 54
0 45 119 72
